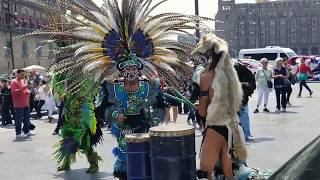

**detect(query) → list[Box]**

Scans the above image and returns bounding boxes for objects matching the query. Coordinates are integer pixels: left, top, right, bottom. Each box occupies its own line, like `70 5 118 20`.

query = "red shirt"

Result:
295 64 312 75
10 78 30 108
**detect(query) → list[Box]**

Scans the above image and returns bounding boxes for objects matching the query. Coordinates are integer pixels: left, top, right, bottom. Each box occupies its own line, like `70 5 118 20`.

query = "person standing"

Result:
46 87 56 122
164 88 179 124
283 58 294 106
272 58 290 112
186 85 196 126
295 57 313 97
234 61 256 142
0 79 13 126
28 81 37 115
53 95 65 135
194 34 246 180
36 80 47 119
254 58 272 113
10 69 33 138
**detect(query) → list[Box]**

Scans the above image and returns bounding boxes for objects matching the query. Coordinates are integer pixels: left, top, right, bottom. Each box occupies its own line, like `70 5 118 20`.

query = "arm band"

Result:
199 90 209 97
112 111 120 120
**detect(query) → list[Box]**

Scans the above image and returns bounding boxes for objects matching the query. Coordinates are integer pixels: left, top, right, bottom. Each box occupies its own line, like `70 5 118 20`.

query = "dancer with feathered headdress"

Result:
20 0 212 177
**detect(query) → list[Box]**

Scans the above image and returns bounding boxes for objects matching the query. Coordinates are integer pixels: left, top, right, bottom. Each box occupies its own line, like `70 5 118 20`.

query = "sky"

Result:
92 0 257 29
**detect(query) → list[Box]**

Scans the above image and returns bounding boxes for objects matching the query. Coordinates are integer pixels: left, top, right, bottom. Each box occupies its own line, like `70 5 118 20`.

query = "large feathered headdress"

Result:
21 0 212 94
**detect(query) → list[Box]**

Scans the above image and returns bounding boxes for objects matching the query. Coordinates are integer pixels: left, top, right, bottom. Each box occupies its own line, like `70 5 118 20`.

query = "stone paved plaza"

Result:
1 83 320 180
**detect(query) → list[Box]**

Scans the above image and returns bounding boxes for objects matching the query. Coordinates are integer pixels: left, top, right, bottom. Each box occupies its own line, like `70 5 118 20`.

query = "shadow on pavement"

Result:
0 125 15 129
267 111 298 114
12 137 33 142
298 96 319 99
52 169 112 180
248 137 274 144
288 105 303 108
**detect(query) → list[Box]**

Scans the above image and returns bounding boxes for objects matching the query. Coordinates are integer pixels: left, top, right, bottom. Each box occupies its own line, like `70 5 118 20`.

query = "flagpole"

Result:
257 0 262 48
195 0 200 41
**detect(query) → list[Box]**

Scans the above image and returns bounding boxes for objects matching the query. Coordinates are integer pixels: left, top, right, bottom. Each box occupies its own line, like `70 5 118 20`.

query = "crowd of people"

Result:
253 57 314 114
0 70 64 138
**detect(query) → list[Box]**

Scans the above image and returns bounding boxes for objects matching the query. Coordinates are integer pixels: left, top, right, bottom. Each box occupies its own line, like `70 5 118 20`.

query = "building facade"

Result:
215 0 320 57
0 0 53 74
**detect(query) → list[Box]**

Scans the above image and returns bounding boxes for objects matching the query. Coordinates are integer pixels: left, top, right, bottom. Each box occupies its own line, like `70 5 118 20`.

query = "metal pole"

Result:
195 0 200 41
258 1 262 48
7 1 15 70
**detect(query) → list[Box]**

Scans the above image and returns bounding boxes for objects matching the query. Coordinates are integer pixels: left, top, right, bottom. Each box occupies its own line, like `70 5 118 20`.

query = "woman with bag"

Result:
295 57 313 97
273 58 290 112
254 58 272 113
283 58 294 106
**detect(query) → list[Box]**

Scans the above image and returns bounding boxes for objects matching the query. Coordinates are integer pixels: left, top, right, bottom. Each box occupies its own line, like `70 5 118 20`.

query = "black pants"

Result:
299 80 312 96
30 101 37 113
54 104 65 133
275 87 287 109
36 100 45 118
286 86 292 103
1 105 12 125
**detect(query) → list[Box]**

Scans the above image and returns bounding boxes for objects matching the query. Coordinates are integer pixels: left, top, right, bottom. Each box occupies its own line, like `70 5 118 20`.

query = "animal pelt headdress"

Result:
192 33 247 160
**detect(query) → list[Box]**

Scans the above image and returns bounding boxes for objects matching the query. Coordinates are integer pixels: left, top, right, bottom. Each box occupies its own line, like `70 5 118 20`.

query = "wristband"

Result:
112 111 120 120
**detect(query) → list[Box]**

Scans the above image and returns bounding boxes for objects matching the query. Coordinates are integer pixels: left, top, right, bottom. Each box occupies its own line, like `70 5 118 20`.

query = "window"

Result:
270 20 275 26
36 43 42 57
301 48 308 55
280 53 288 58
311 47 319 55
222 6 231 11
48 44 54 56
243 53 278 61
22 41 28 57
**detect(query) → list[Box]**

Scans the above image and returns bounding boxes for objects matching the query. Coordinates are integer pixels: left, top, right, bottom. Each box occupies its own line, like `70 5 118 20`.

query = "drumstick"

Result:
162 91 197 110
171 88 197 110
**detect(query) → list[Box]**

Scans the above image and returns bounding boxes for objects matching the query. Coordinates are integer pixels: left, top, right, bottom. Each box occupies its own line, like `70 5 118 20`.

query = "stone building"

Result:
0 0 53 74
215 0 320 57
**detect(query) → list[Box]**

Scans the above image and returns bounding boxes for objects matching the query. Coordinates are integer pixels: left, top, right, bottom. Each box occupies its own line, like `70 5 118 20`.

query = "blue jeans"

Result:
187 109 195 122
240 105 251 139
14 107 31 135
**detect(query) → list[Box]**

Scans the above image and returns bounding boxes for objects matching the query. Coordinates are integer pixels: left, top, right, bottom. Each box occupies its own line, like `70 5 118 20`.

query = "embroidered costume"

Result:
20 0 212 178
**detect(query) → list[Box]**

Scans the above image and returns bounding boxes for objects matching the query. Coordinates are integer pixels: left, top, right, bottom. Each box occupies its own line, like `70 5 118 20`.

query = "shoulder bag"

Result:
262 70 273 88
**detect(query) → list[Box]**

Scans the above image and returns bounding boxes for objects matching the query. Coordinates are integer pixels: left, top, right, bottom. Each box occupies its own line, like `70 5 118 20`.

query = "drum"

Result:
125 133 152 180
149 124 196 180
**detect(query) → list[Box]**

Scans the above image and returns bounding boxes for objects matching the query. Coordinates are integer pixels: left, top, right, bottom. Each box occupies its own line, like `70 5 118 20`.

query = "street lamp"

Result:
195 0 200 41
4 0 15 70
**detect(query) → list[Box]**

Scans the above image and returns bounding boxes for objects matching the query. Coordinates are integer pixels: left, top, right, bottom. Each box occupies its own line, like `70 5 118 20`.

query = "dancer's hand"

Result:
117 114 127 122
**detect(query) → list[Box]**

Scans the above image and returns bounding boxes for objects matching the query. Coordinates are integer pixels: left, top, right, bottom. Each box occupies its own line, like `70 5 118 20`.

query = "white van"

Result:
238 46 297 61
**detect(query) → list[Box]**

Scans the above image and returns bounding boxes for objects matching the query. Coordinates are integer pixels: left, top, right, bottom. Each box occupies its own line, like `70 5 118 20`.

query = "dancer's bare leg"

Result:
200 128 225 180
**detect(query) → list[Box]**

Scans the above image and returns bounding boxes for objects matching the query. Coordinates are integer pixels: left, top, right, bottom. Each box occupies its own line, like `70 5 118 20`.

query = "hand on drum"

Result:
117 114 127 122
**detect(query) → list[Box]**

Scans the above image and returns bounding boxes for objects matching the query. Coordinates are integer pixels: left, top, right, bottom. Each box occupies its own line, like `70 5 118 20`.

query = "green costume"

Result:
21 0 211 177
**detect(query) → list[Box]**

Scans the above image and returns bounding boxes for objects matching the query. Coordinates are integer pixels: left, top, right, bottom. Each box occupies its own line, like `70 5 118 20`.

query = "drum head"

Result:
149 124 195 137
125 133 150 143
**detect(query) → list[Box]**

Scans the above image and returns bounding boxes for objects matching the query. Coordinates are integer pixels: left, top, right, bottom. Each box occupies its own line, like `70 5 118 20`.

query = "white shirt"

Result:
37 86 47 100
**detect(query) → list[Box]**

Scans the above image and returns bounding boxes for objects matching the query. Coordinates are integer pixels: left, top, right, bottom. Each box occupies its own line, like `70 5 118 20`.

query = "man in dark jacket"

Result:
0 79 13 126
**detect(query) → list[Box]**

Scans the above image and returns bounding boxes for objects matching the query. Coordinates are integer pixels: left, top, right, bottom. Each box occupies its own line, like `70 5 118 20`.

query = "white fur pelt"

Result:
193 33 247 160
